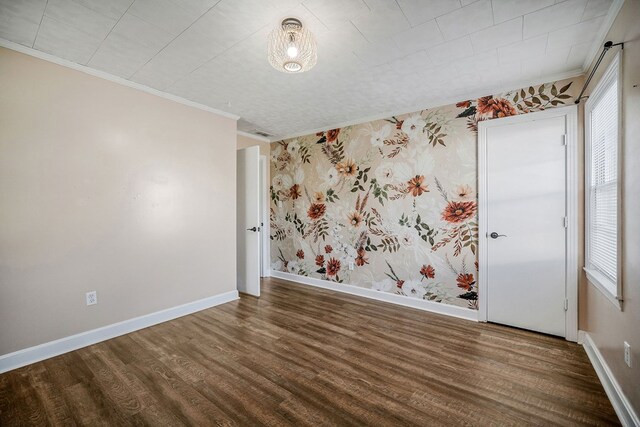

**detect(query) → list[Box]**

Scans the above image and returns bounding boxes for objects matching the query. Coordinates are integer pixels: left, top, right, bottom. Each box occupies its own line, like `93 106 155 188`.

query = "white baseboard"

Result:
270 271 478 322
581 331 639 427
0 290 239 374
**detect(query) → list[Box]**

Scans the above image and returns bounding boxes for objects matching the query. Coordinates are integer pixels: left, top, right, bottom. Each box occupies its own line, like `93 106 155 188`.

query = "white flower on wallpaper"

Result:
366 123 393 147
270 79 578 310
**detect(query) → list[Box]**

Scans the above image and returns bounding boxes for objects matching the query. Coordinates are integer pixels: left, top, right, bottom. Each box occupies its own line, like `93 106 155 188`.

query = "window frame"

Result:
584 51 623 309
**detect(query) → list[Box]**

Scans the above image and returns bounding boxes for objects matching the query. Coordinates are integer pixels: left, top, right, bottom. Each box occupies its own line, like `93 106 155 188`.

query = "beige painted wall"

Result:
579 0 640 413
0 47 237 356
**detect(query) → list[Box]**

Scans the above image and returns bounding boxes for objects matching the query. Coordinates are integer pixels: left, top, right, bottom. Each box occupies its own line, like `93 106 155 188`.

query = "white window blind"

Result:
585 52 620 303
589 81 618 281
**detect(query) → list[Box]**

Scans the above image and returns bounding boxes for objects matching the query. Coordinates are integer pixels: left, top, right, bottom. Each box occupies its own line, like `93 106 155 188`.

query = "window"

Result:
584 52 621 308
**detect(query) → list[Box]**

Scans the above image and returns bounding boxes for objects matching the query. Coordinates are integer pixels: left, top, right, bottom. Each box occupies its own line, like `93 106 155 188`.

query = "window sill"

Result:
584 267 622 310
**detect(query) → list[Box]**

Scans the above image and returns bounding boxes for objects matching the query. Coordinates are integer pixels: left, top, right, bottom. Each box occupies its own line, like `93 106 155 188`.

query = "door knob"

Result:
247 226 260 232
490 232 507 239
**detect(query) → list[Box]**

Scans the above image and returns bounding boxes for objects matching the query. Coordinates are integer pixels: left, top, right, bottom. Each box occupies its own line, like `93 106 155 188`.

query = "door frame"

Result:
259 155 270 277
477 105 579 342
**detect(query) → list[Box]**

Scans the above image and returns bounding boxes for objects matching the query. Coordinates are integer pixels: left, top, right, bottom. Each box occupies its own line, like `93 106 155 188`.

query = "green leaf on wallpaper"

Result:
532 97 541 104
520 89 526 98
456 106 476 118
551 85 558 96
538 85 544 94
528 86 534 95
557 94 571 99
540 94 550 101
385 260 399 281
513 93 519 102
559 82 572 93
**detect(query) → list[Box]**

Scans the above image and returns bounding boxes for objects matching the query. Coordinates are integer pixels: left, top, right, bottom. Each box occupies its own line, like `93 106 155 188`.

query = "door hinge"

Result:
564 299 569 311
561 134 567 146
563 217 568 228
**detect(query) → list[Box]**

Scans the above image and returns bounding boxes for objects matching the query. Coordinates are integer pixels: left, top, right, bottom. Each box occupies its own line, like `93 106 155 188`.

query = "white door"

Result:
481 113 568 337
237 146 261 297
259 155 269 278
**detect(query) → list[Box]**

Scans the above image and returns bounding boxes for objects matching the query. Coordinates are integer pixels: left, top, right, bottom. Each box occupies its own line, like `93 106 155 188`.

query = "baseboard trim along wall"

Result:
580 331 640 427
0 290 239 374
270 271 479 322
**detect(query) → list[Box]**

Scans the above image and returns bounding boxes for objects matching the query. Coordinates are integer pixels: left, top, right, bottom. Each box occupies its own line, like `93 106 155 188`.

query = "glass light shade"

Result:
268 18 317 73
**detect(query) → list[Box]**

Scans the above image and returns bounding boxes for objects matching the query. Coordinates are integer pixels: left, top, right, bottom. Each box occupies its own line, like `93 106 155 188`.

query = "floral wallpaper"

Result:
270 79 578 310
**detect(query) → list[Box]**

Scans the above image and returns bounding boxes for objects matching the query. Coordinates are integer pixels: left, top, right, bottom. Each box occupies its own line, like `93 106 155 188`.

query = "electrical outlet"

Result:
349 261 354 270
624 342 631 367
86 291 97 306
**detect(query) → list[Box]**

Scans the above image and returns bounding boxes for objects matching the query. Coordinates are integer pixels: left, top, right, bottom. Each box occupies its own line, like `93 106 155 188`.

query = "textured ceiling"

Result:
0 0 618 139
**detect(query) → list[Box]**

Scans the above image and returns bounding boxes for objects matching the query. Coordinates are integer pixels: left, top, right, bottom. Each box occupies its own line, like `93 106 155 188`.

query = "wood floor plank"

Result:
0 278 620 426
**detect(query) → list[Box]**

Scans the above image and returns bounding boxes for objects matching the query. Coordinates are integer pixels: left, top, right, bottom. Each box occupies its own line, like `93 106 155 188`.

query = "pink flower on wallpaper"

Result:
477 96 517 119
326 258 341 276
406 175 429 197
347 211 363 228
289 184 301 200
326 128 340 143
336 159 357 177
420 265 435 279
456 274 476 291
355 247 368 266
307 203 326 220
442 201 477 223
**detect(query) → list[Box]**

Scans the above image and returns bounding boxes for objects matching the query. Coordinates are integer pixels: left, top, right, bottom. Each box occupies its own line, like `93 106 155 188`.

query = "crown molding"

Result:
0 38 240 121
272 69 585 141
237 130 272 143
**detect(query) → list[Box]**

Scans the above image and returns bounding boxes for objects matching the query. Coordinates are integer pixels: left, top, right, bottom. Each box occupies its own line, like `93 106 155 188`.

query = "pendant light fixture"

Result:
268 18 317 73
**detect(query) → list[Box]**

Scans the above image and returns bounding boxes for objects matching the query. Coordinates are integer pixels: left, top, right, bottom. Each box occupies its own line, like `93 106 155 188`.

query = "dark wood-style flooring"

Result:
0 278 619 426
